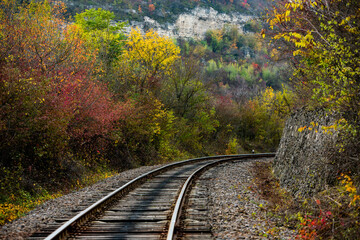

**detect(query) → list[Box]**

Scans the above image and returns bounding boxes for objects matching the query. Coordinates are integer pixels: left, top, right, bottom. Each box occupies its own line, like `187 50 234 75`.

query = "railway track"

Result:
29 153 274 240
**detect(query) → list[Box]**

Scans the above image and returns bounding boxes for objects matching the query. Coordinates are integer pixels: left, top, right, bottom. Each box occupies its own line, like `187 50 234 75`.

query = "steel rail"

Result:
44 154 271 240
166 153 275 240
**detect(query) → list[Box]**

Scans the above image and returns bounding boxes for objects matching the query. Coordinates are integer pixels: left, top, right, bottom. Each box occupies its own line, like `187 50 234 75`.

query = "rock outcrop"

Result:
273 109 339 196
124 7 252 39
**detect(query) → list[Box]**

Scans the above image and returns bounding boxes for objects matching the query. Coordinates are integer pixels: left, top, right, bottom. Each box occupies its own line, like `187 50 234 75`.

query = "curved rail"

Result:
166 153 274 239
44 153 274 240
166 160 217 240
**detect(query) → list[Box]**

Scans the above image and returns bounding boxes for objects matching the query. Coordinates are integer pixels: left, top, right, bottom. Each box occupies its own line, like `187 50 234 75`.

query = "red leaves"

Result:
252 62 261 75
297 209 333 240
0 0 128 160
67 81 127 140
241 0 249 8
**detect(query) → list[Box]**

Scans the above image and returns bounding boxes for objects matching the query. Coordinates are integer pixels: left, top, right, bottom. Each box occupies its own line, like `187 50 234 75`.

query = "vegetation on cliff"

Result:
262 0 360 238
265 0 360 181
63 0 269 23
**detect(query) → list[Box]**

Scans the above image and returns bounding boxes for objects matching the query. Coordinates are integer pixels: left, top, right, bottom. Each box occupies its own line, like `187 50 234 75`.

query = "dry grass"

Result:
248 161 300 228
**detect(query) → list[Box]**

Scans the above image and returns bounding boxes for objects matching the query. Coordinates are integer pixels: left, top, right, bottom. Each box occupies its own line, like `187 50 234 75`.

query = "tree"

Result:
265 0 360 123
160 57 218 154
74 8 127 78
265 0 360 180
161 57 207 118
116 28 180 94
0 0 124 191
239 87 294 151
205 29 224 53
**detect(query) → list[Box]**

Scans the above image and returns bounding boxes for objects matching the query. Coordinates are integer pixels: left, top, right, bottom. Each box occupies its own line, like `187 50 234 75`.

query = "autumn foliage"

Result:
263 0 360 238
116 28 180 94
265 0 360 174
265 0 360 129
0 0 292 225
0 1 125 203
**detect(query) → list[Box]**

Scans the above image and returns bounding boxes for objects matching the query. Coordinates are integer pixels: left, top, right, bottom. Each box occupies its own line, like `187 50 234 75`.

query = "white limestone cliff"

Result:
124 7 252 39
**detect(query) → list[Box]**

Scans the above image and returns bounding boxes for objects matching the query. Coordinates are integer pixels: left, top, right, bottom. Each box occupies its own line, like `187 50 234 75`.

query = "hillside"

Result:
62 0 271 39
63 0 268 23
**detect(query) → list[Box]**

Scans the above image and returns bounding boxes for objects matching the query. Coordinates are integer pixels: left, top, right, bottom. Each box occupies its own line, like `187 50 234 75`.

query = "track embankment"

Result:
1 154 297 239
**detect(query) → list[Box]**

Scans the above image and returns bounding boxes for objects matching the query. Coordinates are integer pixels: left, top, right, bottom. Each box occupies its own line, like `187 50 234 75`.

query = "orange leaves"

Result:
148 4 155 12
298 122 319 133
1 0 95 79
338 174 360 206
295 172 360 240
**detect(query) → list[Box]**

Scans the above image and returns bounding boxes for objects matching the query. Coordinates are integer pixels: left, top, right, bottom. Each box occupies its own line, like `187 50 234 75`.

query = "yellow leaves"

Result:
352 194 360 206
267 0 319 57
270 48 279 60
273 30 315 57
293 49 304 56
118 28 180 92
298 122 319 133
211 29 223 42
310 121 317 128
149 99 169 136
298 122 339 135
225 137 239 155
268 2 295 27
5 54 14 62
261 87 275 102
0 203 26 225
298 126 307 132
266 0 359 144
285 10 291 17
0 191 62 225
123 28 180 70
254 86 294 122
291 32 303 39
36 97 45 104
339 173 360 206
321 124 337 135
346 185 357 193
261 29 265 38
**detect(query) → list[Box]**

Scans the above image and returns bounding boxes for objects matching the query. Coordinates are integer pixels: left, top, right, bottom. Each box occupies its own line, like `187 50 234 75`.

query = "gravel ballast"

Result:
0 158 297 239
0 164 164 240
206 159 297 239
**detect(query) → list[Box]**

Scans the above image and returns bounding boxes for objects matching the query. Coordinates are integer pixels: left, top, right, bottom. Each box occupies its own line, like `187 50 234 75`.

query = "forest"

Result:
1 0 359 238
0 0 291 224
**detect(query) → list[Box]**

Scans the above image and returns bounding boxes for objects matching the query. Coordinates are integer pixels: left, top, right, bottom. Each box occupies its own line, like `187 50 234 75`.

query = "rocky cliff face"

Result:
124 7 252 39
274 109 339 196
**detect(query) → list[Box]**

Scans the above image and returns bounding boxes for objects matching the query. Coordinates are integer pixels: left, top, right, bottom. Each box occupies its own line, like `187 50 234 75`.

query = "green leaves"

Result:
74 8 127 76
75 8 116 32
